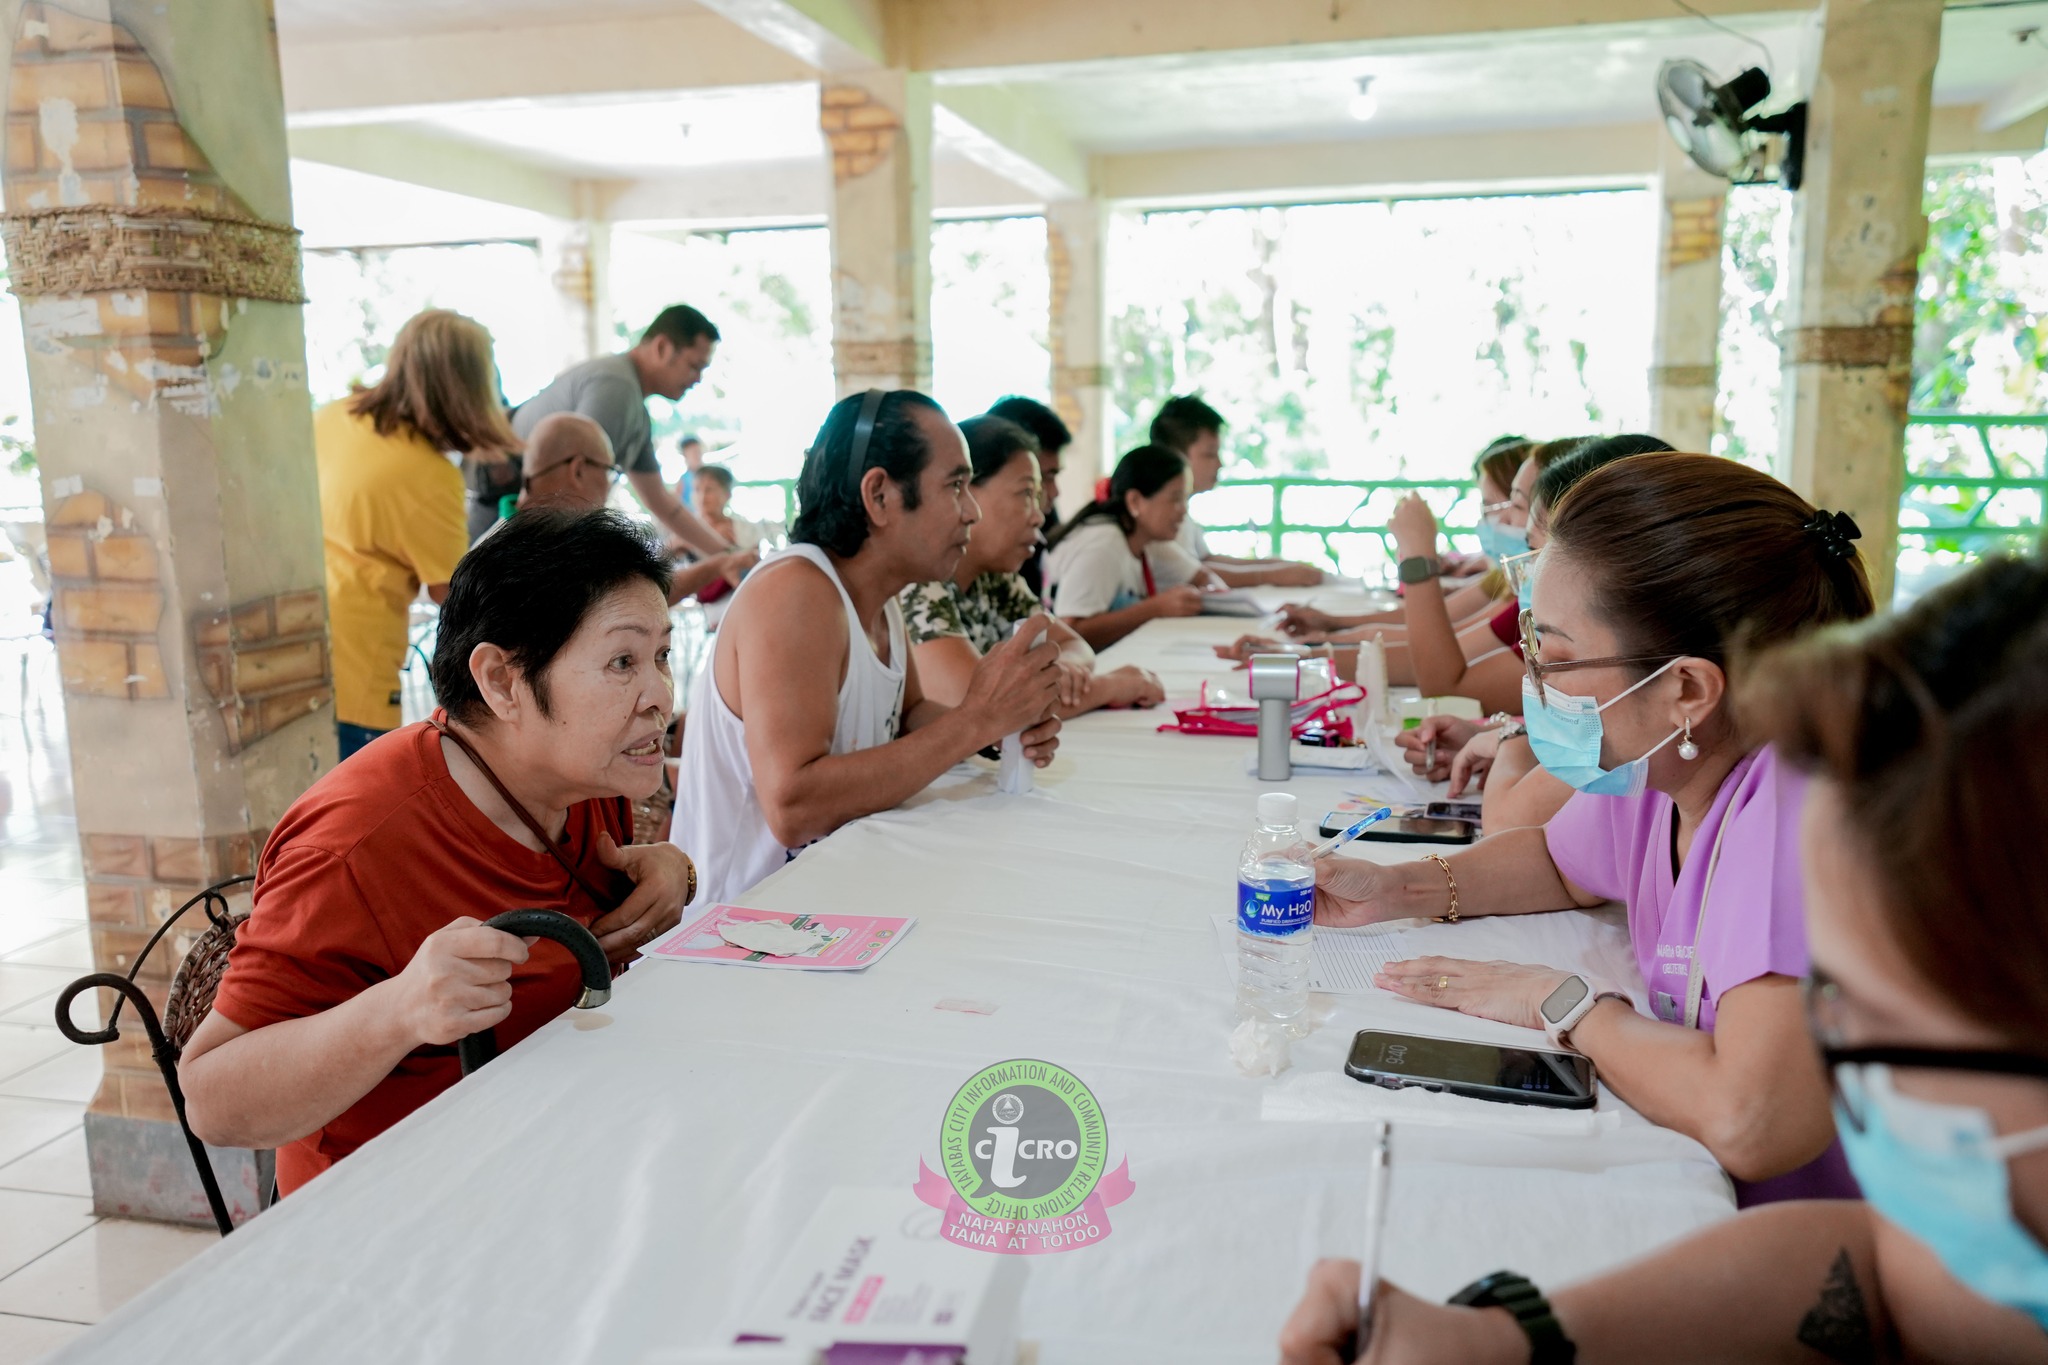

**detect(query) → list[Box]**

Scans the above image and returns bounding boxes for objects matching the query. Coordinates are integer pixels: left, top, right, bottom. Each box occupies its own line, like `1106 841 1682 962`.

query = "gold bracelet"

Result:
1423 852 1459 923
682 852 698 907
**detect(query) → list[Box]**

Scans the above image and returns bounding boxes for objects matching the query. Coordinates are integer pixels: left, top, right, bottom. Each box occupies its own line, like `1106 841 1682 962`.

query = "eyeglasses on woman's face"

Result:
1517 607 1676 706
1801 970 2048 1133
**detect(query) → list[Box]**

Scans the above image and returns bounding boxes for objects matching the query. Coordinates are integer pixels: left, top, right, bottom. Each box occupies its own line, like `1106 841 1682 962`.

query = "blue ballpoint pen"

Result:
1307 805 1395 860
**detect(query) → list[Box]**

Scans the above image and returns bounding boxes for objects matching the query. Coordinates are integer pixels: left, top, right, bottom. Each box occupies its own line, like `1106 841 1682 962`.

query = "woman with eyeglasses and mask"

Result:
1280 552 2048 1365
1313 454 1874 1201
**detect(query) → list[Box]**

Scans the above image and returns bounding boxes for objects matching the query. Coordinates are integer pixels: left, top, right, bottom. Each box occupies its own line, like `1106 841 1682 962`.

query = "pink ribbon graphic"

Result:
915 1159 1135 1255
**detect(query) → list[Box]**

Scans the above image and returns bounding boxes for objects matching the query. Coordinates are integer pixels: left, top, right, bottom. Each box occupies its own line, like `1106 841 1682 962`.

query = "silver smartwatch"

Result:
1539 974 1624 1051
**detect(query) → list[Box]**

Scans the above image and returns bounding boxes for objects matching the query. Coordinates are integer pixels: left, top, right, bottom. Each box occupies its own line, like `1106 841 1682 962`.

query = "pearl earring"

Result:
1677 717 1699 761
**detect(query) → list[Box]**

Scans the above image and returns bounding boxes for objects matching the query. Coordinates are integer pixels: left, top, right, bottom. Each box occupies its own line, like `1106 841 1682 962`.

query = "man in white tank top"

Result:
673 390 1064 908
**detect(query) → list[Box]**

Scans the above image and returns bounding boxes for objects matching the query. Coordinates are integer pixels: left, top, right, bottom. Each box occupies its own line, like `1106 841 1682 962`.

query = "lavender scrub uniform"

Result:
1544 745 1858 1206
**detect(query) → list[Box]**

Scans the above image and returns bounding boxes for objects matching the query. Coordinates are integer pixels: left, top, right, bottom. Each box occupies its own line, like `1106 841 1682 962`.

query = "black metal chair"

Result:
53 875 262 1236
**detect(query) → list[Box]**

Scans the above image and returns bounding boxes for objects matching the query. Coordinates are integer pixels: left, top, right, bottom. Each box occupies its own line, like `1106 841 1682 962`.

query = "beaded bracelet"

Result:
1423 852 1459 923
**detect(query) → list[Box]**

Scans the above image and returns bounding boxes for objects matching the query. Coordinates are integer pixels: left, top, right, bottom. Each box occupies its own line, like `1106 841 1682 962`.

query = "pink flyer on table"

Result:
641 903 915 971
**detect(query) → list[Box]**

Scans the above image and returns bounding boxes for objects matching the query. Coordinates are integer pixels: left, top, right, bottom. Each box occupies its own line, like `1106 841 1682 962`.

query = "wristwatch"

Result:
1397 555 1441 585
1448 1271 1576 1364
1539 974 1624 1051
1486 710 1526 742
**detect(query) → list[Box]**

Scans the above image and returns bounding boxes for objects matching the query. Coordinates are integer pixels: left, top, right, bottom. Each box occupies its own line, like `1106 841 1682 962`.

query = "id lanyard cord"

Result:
1680 810 1735 1031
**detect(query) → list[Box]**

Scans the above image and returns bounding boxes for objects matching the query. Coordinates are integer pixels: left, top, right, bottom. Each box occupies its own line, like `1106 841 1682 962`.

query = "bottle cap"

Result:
1257 792 1297 826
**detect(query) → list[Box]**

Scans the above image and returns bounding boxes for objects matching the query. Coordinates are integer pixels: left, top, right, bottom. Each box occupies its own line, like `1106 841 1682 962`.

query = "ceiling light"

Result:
1348 76 1378 122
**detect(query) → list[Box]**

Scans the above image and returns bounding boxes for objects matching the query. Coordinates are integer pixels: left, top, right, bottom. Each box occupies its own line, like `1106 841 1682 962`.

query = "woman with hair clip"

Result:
1281 552 2048 1365
1044 444 1208 648
317 309 520 759
1313 454 1875 1200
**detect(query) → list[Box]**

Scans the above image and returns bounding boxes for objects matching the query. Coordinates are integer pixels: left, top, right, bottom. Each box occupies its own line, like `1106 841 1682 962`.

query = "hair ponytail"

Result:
1045 444 1188 553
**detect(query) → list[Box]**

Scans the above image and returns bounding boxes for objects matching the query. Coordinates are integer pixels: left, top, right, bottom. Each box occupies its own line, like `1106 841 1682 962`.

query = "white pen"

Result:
1351 1120 1393 1362
1307 805 1395 860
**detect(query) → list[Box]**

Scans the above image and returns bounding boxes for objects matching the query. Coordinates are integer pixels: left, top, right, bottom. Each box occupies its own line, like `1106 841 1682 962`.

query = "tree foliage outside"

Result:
1106 195 1657 482
1716 156 2048 588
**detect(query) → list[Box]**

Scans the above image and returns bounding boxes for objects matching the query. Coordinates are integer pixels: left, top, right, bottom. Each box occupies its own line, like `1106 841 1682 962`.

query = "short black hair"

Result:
1149 395 1224 454
791 389 947 557
693 463 735 492
1535 433 1677 512
432 508 672 725
959 415 1040 485
986 396 1071 457
678 433 705 449
640 305 720 349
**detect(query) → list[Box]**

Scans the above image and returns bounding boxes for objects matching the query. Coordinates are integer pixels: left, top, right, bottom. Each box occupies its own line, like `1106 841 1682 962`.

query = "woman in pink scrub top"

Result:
1312 454 1875 1205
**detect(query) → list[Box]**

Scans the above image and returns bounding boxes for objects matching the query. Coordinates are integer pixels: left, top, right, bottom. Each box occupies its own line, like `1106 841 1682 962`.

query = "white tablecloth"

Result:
56 588 1733 1365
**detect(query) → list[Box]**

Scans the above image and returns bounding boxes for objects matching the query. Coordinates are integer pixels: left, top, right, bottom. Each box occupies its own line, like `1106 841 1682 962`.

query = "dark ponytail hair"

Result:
791 389 945 557
1546 453 1875 686
1743 554 2048 1044
959 414 1041 486
1044 444 1187 552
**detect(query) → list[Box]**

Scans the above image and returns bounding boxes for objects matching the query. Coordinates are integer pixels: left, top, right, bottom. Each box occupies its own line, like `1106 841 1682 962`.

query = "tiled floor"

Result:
0 637 218 1360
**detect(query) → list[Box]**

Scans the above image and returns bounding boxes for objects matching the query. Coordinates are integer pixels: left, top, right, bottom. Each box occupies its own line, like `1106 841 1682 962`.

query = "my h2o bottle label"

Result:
1238 880 1313 936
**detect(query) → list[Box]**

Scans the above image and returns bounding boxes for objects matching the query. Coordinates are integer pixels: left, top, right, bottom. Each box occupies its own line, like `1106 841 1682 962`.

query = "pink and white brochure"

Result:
642 904 915 972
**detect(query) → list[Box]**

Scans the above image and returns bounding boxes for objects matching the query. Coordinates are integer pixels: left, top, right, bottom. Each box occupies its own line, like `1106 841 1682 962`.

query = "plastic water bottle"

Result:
1237 791 1314 1031
998 618 1043 795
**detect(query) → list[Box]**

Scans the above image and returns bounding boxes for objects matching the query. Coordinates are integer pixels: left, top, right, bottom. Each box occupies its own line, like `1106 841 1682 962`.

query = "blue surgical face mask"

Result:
1477 517 1529 566
1837 1065 2048 1329
1520 662 1681 798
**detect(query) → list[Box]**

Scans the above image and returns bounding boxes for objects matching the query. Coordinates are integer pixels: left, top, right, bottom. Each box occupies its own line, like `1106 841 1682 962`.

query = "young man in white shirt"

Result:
672 390 1064 906
1150 394 1323 588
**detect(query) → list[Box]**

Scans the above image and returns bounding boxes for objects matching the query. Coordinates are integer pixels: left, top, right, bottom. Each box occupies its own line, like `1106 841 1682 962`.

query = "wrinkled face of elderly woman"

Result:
498 579 674 801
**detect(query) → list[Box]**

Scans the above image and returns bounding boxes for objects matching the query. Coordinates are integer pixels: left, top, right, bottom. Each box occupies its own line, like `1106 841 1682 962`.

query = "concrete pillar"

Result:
2 0 330 1223
1046 198 1111 522
821 70 932 396
1776 0 1942 603
539 207 611 367
1649 138 1726 454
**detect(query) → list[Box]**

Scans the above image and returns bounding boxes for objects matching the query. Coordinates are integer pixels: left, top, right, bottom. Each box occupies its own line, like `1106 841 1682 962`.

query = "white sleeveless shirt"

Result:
671 544 907 908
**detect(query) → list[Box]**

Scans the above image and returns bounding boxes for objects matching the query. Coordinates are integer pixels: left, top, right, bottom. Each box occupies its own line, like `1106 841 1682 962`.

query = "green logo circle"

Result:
940 1059 1107 1219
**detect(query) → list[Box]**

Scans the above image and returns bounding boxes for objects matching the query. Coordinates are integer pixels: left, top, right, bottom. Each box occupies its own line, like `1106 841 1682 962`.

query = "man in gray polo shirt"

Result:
489 304 736 554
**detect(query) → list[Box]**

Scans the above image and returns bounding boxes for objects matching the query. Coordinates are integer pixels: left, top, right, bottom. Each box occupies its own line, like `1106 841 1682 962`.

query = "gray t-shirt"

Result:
510 353 656 475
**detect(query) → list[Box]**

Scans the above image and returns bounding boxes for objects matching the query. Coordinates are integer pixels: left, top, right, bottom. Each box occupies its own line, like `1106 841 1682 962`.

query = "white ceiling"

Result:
406 84 824 176
272 1 2048 223
274 0 708 40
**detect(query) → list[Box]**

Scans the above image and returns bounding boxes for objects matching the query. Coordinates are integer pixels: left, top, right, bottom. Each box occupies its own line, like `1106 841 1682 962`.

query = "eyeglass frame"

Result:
1517 607 1679 707
1801 971 2048 1132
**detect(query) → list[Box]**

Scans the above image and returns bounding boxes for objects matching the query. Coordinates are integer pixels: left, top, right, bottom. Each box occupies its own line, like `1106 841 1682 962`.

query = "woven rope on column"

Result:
0 203 305 303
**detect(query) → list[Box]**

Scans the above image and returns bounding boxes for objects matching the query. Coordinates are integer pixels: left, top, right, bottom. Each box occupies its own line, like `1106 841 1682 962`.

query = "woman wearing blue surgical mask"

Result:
1281 553 2048 1365
1313 454 1874 1202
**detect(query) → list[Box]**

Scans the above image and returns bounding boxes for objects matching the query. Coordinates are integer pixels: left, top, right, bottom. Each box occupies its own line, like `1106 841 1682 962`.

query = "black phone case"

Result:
1321 820 1476 845
1343 1064 1597 1109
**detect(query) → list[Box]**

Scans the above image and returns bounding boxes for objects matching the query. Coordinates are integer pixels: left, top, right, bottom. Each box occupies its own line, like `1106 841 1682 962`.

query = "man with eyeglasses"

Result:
488 414 750 604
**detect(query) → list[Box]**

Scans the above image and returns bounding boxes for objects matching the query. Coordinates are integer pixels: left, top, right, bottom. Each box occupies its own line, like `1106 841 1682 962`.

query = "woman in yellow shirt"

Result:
316 310 517 759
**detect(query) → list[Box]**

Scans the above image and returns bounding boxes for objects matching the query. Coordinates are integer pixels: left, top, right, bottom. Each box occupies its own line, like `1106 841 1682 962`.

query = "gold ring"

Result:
1435 975 1450 990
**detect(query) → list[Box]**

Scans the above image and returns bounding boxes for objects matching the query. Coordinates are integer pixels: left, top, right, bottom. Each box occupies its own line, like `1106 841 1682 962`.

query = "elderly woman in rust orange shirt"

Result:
180 509 695 1193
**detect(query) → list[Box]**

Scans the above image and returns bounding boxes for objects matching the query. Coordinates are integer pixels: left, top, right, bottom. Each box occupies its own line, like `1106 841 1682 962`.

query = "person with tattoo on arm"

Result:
1280 553 2048 1365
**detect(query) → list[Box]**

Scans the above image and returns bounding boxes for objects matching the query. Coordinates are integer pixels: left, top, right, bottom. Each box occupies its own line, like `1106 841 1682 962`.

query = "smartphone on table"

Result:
1320 810 1477 845
1344 1029 1597 1109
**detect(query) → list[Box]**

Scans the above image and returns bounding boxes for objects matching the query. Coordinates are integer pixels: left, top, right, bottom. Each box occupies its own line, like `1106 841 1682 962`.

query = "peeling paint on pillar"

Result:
1777 0 1943 604
822 69 932 396
1 0 331 1226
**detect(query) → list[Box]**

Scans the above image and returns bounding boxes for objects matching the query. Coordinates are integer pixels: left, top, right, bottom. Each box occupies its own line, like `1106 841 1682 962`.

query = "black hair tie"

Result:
1803 509 1862 560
